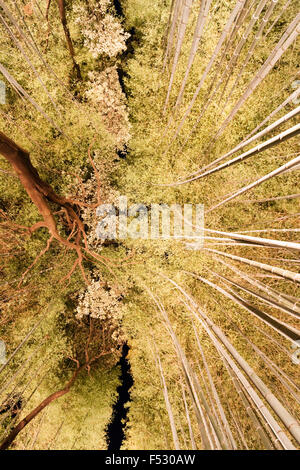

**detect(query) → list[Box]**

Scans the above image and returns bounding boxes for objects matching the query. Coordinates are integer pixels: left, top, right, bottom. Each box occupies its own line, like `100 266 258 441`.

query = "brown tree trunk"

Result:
0 346 112 450
56 0 81 80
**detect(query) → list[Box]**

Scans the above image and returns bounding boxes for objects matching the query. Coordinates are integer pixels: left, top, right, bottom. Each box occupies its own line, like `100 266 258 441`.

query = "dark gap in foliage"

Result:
106 343 133 450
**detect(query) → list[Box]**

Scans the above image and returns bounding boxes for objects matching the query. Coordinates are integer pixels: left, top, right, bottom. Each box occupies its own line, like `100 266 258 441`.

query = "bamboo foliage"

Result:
212 256 300 315
204 227 300 252
212 15 300 143
223 0 279 106
153 347 181 450
166 112 300 186
205 248 300 283
209 268 300 320
163 0 181 72
0 63 64 135
207 154 300 212
168 0 247 139
176 0 269 146
181 104 300 184
160 274 298 449
184 270 300 344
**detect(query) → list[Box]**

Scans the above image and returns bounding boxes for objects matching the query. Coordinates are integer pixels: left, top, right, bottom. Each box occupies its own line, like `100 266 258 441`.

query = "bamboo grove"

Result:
0 0 299 451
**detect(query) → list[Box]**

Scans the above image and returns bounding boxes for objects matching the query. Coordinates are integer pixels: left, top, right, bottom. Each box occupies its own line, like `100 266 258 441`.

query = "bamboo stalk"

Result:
157 274 298 448
153 345 181 450
225 316 300 402
184 270 300 344
164 120 300 186
184 297 297 448
209 267 300 320
211 256 300 315
192 104 300 181
26 409 48 450
163 0 181 72
169 0 247 139
205 248 300 283
224 0 282 106
192 323 236 449
176 0 269 148
204 227 300 252
147 287 227 449
207 154 300 212
212 16 300 144
251 323 291 357
223 357 274 449
149 291 215 449
181 382 197 449
196 122 300 181
229 411 249 449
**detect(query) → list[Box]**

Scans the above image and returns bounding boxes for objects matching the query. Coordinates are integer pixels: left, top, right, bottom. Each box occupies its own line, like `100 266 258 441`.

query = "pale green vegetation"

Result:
0 0 299 450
